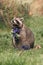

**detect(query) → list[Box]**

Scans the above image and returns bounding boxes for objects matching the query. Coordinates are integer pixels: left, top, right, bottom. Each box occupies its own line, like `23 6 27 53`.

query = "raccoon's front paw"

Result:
11 29 13 33
16 34 20 38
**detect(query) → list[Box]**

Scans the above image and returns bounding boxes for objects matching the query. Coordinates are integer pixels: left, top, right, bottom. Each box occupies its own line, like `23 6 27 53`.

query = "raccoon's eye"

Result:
15 20 20 25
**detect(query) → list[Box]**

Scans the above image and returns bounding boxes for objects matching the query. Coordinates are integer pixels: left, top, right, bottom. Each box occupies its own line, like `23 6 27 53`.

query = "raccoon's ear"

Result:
11 19 14 24
20 17 24 22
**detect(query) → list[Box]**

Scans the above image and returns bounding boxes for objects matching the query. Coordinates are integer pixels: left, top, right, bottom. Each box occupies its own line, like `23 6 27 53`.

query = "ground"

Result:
0 16 43 65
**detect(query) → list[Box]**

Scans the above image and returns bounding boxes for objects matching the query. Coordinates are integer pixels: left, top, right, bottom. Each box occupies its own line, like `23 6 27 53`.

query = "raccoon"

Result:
11 17 35 50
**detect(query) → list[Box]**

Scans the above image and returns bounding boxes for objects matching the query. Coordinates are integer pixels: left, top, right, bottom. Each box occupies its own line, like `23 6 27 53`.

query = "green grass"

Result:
0 16 43 65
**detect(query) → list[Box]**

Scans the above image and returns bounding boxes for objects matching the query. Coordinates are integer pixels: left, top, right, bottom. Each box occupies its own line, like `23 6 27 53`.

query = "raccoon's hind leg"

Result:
30 42 34 49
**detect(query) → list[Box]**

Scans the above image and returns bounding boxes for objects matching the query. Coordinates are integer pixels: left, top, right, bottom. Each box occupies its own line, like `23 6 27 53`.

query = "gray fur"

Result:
11 18 35 50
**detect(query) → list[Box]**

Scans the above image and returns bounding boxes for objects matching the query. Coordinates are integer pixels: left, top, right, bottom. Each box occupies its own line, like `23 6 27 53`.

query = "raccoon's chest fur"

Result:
20 24 34 45
20 24 27 41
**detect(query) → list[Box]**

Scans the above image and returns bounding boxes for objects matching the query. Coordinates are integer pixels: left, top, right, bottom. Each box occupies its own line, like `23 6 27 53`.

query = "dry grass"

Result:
0 16 43 65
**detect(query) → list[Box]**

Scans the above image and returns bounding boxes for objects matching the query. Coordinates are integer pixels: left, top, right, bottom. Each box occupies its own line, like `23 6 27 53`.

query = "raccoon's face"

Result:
11 18 23 28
